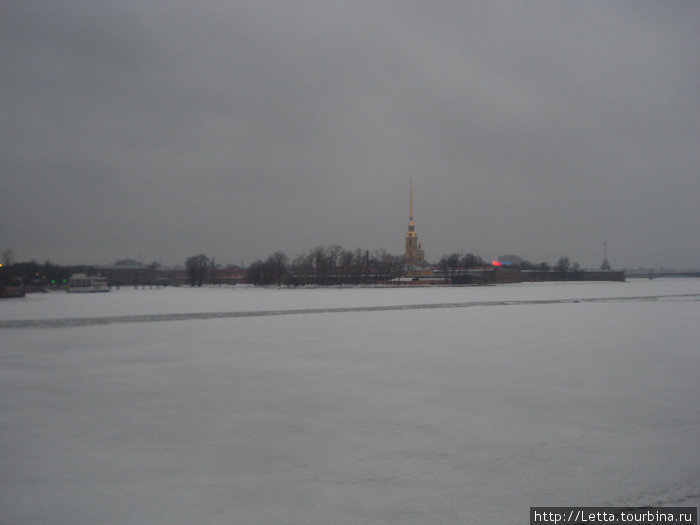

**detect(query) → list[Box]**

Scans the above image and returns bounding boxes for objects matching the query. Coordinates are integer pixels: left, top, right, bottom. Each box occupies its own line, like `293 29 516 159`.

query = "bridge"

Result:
625 270 700 279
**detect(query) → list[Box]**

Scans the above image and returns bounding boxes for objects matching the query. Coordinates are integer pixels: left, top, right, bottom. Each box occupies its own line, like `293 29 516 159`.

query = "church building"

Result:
403 180 426 264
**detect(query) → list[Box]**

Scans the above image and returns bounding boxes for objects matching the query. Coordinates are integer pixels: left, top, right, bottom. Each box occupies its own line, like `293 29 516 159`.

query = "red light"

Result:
492 260 502 266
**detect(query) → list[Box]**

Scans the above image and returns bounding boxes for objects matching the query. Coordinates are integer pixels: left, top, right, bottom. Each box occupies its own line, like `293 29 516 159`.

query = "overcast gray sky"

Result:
2 1 699 269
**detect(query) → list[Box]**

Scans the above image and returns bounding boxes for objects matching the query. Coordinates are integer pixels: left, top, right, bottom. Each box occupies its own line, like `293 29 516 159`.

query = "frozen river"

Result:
1 279 699 524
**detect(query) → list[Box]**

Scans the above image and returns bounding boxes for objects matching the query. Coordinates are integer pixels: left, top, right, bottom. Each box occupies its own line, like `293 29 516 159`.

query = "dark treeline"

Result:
436 253 581 284
0 257 164 291
1 247 583 291
437 253 488 282
436 253 562 276
246 246 402 286
0 260 78 289
245 250 583 286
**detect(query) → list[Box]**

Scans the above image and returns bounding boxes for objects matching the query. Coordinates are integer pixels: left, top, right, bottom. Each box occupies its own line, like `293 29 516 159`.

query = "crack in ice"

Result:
1 293 698 329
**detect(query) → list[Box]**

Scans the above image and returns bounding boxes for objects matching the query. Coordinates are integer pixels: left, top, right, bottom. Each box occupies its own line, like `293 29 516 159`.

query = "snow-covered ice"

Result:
1 279 699 524
2 278 697 322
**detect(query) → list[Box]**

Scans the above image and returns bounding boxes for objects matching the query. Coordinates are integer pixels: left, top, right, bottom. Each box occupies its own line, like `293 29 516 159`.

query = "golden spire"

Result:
407 178 415 233
404 178 424 262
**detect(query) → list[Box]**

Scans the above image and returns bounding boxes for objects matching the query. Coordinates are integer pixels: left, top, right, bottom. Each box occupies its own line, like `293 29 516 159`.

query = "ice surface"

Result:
1 279 699 524
1 278 697 323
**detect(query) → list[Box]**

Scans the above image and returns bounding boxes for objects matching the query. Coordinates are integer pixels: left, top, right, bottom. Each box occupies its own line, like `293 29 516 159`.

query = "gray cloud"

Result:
2 1 699 268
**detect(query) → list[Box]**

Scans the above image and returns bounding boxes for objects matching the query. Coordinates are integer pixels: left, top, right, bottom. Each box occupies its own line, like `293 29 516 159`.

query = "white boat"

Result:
67 274 109 293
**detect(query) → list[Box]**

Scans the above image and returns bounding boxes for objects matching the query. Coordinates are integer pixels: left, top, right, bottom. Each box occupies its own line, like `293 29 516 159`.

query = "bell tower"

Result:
404 180 425 262
601 241 611 271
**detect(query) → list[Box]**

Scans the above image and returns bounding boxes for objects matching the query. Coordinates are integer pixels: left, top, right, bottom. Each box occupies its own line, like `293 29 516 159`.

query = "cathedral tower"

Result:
404 180 425 262
600 241 611 271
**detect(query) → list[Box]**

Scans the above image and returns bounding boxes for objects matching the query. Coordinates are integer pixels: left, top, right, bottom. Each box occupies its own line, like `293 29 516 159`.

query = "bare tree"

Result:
439 253 461 282
185 254 210 286
554 257 570 274
268 251 288 285
2 249 14 266
461 253 485 269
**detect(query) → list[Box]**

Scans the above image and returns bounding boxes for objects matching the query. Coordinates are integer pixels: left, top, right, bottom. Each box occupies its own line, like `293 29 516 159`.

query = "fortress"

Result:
398 182 624 284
